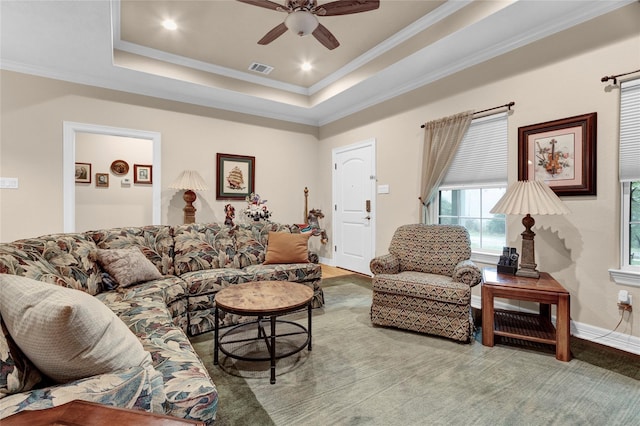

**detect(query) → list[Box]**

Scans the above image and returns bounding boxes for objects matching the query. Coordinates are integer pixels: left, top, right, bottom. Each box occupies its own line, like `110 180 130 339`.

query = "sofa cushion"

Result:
181 268 256 297
96 276 188 333
389 224 472 276
0 365 166 420
264 231 311 264
372 271 471 305
99 292 218 422
244 262 321 283
0 320 43 399
87 225 175 276
173 223 234 274
96 248 163 288
0 275 152 383
232 224 268 267
0 233 102 295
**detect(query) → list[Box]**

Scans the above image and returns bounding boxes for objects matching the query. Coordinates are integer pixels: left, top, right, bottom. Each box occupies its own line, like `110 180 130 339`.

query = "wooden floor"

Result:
320 264 365 278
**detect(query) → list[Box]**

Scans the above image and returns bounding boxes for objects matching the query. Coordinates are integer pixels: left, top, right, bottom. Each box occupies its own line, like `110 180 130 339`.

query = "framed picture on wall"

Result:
134 164 153 184
96 173 109 188
518 112 597 196
75 163 91 183
216 153 255 200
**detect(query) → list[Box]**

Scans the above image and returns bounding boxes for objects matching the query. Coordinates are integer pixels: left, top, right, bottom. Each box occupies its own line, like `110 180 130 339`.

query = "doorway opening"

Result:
63 122 161 232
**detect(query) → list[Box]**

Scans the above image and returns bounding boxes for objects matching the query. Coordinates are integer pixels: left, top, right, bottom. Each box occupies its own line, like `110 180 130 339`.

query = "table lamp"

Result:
170 170 209 224
490 180 569 278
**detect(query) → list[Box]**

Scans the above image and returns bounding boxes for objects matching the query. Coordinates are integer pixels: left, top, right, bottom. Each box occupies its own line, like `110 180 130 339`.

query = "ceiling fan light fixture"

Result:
284 11 318 37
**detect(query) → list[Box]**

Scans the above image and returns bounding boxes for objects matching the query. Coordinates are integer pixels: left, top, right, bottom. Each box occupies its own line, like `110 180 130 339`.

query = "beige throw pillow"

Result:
0 275 152 383
264 232 311 265
96 248 162 288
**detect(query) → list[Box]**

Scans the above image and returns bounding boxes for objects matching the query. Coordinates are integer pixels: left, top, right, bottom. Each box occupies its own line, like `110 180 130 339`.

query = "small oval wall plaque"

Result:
110 160 129 175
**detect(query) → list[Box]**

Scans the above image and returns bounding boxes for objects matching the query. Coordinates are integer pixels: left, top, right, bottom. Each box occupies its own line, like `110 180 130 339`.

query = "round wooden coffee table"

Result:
213 281 313 384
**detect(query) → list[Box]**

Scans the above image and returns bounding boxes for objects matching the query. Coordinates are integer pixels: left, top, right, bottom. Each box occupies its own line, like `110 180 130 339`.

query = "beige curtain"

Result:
420 110 474 224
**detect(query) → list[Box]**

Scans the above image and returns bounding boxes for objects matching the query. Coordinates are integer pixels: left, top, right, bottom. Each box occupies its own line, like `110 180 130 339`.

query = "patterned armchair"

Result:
370 224 482 342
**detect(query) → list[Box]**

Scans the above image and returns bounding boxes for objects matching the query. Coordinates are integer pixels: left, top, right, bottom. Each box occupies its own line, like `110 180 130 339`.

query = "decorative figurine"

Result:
297 208 328 244
224 204 235 226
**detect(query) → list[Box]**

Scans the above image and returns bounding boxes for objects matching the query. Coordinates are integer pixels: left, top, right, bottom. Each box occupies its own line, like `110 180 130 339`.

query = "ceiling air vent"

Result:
248 62 274 75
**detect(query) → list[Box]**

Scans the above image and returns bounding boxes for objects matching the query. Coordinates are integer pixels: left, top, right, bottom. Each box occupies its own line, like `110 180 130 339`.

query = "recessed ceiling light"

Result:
162 19 177 30
301 62 312 71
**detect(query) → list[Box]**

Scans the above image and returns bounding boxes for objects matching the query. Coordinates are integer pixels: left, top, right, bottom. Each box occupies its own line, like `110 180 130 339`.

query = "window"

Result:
611 78 640 286
624 181 640 267
438 113 508 252
439 187 506 251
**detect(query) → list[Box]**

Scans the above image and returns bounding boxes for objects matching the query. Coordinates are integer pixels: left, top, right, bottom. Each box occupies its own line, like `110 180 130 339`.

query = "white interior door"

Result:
332 139 376 275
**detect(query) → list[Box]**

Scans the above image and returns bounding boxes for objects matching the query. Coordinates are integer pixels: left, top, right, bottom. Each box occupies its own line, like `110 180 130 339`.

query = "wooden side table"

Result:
481 267 571 361
2 400 205 425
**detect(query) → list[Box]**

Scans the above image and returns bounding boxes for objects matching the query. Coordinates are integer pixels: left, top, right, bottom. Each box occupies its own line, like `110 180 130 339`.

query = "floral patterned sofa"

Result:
0 222 324 423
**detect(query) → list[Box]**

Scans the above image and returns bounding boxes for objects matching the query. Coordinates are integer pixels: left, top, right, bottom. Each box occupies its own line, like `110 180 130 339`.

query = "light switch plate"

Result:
0 177 19 189
377 184 389 194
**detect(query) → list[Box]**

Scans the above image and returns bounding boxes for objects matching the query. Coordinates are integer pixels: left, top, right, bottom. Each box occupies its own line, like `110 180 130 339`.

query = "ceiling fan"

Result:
237 0 380 50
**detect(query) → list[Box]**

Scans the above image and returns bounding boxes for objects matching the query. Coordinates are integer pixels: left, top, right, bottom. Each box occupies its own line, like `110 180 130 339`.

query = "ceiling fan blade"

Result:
258 22 289 45
315 0 380 16
312 23 339 50
236 0 285 12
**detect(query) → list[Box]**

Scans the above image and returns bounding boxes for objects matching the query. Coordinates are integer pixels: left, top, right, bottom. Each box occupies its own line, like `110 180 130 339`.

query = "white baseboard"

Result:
319 256 334 266
471 295 640 356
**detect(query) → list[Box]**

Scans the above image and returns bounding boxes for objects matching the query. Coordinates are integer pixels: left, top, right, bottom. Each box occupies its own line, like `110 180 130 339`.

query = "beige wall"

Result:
0 72 319 243
319 6 640 338
1 5 638 344
75 133 153 232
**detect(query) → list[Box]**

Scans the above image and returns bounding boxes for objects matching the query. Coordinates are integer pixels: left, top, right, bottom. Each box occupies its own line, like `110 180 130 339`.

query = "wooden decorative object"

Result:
110 160 129 175
183 189 197 224
304 186 309 222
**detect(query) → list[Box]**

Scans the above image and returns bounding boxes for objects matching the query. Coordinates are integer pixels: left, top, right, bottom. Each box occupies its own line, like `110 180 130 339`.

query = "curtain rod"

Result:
420 101 515 128
601 69 640 85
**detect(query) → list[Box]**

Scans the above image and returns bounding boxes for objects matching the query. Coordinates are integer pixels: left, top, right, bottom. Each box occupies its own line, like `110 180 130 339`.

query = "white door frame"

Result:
63 122 161 232
331 138 376 274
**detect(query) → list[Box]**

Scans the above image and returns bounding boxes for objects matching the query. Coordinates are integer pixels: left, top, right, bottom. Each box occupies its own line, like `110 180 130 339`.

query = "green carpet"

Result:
191 275 640 425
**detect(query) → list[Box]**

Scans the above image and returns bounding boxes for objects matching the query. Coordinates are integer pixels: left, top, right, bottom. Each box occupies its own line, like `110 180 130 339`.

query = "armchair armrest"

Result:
453 259 482 287
370 254 400 275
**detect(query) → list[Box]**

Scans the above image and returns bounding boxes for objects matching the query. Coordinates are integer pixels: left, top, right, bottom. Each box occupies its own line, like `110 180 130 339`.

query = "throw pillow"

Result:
263 231 311 265
96 248 162 288
0 274 152 383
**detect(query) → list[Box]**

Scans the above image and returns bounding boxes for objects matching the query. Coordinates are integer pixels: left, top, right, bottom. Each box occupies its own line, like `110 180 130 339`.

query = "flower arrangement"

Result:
244 193 271 221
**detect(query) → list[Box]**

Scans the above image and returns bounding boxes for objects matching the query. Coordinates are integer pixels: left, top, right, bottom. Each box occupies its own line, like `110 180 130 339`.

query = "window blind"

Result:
441 112 507 189
620 78 640 182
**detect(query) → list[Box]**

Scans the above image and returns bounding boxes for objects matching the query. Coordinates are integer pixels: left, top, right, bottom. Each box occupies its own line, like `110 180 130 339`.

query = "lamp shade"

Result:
169 170 209 191
490 180 569 216
285 11 319 36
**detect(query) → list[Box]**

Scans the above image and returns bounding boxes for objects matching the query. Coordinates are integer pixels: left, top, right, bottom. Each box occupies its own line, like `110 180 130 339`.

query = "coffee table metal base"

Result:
214 305 312 384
